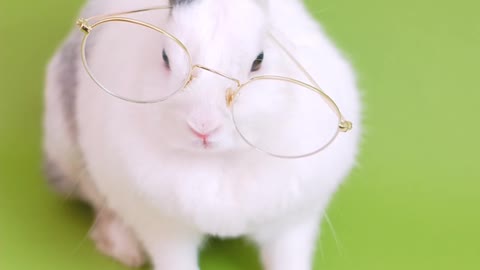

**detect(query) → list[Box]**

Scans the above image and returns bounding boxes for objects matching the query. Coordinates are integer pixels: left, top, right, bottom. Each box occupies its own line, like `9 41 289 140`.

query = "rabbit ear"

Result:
169 0 196 6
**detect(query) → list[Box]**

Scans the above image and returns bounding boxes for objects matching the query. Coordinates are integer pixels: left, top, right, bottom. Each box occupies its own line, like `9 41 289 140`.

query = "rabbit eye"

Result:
162 49 170 69
251 51 264 72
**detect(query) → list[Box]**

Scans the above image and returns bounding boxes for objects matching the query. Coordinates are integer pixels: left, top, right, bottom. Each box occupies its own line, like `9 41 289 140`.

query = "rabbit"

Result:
43 0 362 269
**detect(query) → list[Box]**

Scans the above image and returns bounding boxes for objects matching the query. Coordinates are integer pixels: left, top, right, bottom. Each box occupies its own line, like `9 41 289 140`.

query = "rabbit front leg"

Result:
89 210 147 268
132 220 203 270
253 214 321 270
148 232 202 270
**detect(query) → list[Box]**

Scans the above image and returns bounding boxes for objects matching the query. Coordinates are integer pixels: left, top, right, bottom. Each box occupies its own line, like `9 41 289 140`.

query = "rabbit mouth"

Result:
191 138 220 151
187 137 240 153
198 139 213 149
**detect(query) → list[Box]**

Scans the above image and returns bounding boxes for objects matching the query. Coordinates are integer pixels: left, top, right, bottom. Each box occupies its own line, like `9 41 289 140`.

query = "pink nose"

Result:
187 123 220 141
190 127 210 140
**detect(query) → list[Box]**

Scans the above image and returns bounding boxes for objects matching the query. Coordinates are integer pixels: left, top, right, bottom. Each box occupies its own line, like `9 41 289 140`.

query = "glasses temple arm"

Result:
269 33 320 89
269 32 352 132
81 6 172 23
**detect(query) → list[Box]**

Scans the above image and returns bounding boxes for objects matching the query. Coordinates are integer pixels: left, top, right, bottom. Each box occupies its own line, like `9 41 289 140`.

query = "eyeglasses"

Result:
76 6 353 159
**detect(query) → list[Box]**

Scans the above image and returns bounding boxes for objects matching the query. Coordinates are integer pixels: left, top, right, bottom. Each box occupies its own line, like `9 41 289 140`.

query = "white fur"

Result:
44 0 361 269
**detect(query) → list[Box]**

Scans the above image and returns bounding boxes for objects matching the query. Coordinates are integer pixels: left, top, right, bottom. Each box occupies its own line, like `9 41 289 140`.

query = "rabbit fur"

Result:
43 0 362 269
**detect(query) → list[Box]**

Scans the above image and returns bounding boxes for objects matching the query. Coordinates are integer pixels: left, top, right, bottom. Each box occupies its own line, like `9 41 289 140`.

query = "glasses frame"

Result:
76 6 353 159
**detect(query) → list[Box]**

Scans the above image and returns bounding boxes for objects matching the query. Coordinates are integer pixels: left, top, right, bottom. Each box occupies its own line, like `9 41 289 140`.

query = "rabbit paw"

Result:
90 211 147 268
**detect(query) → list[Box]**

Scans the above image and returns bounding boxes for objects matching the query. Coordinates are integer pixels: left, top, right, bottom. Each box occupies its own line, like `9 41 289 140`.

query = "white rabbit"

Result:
43 0 362 269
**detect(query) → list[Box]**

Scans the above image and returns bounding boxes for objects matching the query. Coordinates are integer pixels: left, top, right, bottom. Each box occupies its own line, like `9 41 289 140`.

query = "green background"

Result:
1 0 479 269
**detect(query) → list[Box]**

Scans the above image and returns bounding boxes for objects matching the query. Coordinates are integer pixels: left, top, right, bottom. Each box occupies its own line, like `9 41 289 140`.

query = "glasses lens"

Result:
83 21 191 103
232 78 340 158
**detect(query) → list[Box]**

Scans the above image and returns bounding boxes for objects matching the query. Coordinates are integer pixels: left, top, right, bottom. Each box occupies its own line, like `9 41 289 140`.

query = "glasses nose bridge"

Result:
192 65 241 108
192 64 241 88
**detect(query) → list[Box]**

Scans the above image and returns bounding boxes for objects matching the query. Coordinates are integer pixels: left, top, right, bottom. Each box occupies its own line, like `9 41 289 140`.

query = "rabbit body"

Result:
43 0 361 269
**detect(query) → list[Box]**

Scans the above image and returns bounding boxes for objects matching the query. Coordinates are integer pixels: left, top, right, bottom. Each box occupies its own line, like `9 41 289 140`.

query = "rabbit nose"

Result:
188 126 219 140
187 119 221 139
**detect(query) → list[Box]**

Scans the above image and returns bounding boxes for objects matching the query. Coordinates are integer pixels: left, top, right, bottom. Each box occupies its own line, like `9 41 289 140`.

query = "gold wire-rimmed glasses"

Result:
76 6 353 159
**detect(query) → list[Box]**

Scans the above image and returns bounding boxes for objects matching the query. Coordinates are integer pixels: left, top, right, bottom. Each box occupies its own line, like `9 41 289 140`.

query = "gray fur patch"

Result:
42 157 77 197
170 0 196 6
57 38 79 137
